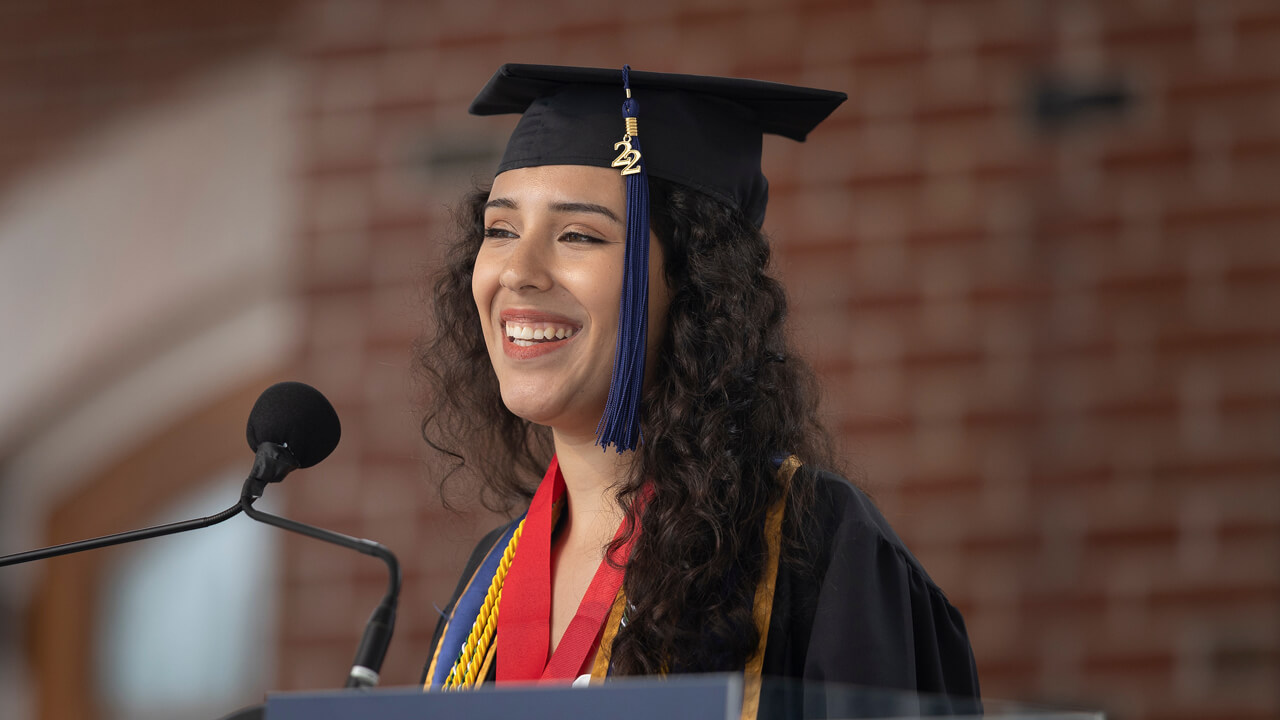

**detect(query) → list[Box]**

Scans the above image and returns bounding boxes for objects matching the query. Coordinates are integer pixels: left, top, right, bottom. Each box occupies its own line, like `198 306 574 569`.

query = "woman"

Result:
418 65 980 713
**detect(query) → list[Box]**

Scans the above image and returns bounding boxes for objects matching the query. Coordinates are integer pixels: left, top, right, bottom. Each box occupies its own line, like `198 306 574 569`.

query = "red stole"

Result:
497 456 637 682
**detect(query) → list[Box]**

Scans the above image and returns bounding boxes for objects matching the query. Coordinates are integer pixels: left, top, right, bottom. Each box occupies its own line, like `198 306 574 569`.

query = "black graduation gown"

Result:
422 469 981 717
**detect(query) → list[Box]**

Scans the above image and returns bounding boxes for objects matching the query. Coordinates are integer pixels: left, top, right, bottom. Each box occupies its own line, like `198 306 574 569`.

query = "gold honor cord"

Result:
741 455 802 720
442 518 526 689
588 587 628 683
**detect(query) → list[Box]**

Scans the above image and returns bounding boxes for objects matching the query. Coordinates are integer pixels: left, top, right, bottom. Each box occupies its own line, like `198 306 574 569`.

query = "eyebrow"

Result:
484 197 518 211
484 197 621 225
553 202 621 224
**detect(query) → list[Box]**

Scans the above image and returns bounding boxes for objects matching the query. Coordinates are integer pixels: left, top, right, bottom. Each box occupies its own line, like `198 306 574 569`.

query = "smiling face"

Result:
472 164 670 441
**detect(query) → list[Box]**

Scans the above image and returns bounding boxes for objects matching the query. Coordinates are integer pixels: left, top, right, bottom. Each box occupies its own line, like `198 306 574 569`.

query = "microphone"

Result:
239 385 400 689
246 381 342 470
243 381 342 498
0 381 341 568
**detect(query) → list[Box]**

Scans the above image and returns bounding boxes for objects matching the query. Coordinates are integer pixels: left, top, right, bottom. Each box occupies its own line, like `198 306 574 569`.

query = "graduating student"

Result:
418 64 980 716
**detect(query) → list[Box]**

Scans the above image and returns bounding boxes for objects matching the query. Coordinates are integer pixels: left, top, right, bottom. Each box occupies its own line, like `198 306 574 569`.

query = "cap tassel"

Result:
596 65 650 453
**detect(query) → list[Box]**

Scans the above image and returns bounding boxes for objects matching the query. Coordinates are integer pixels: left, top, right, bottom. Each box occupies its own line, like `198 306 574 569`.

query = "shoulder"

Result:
470 519 520 565
454 517 523 597
779 466 980 698
436 518 521 621
802 468 936 584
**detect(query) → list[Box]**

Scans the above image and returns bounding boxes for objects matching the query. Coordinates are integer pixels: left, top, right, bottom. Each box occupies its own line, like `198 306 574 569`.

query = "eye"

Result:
483 226 516 239
560 231 607 244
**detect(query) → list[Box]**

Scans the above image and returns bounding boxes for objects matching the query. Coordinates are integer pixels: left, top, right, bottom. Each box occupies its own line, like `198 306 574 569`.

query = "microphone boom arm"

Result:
0 503 243 568
1 438 313 569
238 476 401 689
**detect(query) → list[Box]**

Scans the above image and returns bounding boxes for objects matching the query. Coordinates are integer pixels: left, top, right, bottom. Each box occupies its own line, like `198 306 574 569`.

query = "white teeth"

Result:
504 322 578 341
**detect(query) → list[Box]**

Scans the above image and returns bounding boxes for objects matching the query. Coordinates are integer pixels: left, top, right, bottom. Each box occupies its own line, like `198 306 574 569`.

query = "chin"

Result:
498 388 603 438
497 389 560 427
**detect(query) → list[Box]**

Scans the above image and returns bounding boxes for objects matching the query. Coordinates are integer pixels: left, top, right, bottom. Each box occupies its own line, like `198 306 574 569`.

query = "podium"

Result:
260 674 1103 720
266 675 740 719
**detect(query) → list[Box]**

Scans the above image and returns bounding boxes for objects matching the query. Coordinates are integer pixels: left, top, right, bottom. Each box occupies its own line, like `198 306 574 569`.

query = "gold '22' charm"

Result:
612 137 642 176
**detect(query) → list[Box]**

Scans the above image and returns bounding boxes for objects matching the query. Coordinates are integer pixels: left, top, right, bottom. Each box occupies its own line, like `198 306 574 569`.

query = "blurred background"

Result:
0 1 1276 718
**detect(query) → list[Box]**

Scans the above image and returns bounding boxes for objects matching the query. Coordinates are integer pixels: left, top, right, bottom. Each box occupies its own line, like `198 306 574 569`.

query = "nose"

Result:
498 233 553 292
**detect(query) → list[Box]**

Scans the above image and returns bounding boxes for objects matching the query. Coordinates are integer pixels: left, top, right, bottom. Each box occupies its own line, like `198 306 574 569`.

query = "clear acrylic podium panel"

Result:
264 674 1104 720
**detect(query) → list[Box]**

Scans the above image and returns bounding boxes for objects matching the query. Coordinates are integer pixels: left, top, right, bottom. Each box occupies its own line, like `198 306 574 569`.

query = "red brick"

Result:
1158 327 1280 354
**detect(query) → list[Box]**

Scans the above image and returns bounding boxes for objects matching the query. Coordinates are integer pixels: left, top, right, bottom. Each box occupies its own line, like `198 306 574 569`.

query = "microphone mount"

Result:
237 459 401 689
245 441 300 499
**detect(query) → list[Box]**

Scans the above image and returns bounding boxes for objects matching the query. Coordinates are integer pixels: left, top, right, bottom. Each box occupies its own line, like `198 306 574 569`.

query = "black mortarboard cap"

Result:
470 64 847 227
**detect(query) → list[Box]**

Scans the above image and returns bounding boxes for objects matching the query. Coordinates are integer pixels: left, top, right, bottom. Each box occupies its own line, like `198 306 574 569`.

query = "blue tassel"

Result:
596 66 650 453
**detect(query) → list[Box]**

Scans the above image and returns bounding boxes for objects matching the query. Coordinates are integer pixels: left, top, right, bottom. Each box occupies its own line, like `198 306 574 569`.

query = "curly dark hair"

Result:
417 176 835 675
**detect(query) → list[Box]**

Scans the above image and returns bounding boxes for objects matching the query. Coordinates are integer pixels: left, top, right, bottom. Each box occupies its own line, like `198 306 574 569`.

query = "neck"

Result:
551 429 632 546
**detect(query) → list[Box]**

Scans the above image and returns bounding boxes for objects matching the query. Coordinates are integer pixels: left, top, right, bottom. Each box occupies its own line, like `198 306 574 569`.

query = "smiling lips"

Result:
500 312 581 359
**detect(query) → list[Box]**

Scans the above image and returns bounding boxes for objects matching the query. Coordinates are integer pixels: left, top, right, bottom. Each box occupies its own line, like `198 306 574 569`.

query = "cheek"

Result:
561 257 624 323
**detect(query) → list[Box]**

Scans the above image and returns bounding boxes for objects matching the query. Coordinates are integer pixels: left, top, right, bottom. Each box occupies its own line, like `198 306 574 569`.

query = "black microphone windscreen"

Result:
246 382 341 468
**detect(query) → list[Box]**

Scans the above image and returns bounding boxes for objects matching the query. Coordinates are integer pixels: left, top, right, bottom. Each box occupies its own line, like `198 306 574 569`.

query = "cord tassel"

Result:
596 65 650 452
